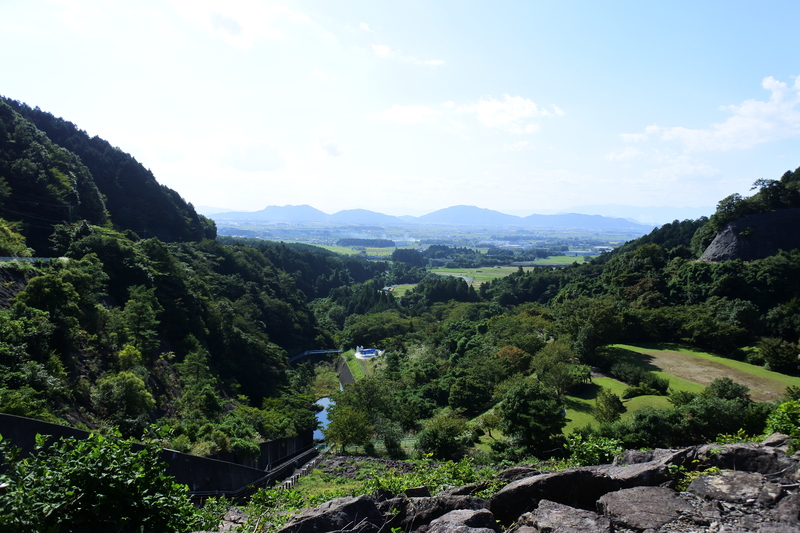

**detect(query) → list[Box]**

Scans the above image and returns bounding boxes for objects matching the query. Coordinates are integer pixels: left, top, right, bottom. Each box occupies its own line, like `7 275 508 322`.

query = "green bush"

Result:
0 432 207 532
565 434 623 466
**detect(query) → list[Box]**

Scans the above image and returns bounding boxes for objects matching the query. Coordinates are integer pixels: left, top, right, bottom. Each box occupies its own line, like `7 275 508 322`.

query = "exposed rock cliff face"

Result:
700 208 800 262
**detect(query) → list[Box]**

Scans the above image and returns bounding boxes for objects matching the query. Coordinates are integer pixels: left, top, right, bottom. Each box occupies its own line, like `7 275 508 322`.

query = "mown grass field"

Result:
562 343 800 432
429 266 537 287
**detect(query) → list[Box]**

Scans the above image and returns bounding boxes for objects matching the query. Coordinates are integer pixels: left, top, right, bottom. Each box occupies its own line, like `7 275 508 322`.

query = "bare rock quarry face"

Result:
597 486 693 531
699 207 800 262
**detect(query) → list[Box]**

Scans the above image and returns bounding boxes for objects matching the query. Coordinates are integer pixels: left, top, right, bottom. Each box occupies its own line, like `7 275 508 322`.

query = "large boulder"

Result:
687 471 782 505
489 460 672 525
277 494 383 533
516 499 612 533
425 508 500 533
401 495 490 531
693 443 798 481
597 486 693 530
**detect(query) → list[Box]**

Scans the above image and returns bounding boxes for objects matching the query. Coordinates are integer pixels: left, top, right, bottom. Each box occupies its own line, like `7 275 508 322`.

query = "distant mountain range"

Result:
553 204 713 226
202 204 658 231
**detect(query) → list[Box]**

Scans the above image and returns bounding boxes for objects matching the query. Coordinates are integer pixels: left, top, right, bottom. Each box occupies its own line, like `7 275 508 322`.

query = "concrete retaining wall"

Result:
0 414 314 496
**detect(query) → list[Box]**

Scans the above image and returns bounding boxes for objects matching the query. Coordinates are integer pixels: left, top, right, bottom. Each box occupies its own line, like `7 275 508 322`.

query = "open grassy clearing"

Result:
387 284 415 297
563 342 800 431
533 255 595 266
318 245 362 255
563 376 676 433
429 266 538 286
610 344 800 402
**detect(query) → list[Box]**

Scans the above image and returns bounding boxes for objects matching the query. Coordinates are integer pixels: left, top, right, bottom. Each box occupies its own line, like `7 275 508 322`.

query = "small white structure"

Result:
354 346 384 360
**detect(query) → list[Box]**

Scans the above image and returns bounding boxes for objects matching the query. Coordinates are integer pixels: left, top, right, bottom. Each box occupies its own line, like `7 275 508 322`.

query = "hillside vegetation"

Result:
2 97 800 530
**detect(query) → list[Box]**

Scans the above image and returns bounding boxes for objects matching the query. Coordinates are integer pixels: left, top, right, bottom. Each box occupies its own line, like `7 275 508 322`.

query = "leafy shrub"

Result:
361 456 499 498
415 411 468 460
0 432 205 532
610 362 668 395
593 387 625 424
766 400 800 452
622 385 660 399
565 434 622 466
91 371 155 437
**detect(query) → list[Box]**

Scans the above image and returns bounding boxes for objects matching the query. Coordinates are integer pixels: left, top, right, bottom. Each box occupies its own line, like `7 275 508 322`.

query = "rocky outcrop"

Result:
271 436 800 533
700 207 800 262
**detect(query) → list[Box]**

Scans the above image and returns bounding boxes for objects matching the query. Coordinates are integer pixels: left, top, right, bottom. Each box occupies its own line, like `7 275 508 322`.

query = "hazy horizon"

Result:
197 202 714 226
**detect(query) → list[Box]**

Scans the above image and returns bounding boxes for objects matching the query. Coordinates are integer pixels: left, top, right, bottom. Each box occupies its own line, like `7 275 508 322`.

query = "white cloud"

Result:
605 147 642 161
442 120 469 139
370 44 443 66
368 104 441 125
643 158 718 181
312 69 338 81
317 135 342 158
504 140 534 151
222 143 284 171
359 22 373 32
371 44 393 57
170 0 311 48
457 94 556 133
623 76 800 151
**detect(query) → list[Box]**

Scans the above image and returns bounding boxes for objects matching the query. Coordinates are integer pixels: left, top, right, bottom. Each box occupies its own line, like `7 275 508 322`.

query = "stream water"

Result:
314 397 331 440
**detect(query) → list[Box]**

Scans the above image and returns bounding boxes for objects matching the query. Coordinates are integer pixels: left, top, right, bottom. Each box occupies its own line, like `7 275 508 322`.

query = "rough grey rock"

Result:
694 443 798 481
517 499 612 533
762 433 792 448
699 207 800 262
773 493 800 526
597 486 693 530
496 466 542 483
277 494 383 533
439 481 492 497
401 495 490 531
688 471 767 504
490 469 615 524
490 459 673 525
425 508 500 533
406 486 432 498
265 443 800 533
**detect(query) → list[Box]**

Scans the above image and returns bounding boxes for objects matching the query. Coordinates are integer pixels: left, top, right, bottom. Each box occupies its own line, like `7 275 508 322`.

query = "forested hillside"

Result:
0 97 215 254
1 94 800 474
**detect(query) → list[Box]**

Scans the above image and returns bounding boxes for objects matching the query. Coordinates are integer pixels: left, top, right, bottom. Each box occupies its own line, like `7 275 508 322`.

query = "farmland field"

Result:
429 266 539 287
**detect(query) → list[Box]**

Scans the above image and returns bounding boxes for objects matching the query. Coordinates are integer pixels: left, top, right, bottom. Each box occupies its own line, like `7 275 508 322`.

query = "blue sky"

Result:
2 0 799 217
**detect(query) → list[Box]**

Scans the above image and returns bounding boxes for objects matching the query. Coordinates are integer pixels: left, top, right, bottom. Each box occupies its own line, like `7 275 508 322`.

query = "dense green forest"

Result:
1 93 800 471
0 97 215 254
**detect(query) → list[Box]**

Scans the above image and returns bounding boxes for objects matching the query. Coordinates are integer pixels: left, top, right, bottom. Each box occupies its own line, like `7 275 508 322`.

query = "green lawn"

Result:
610 343 800 402
429 266 538 287
387 284 416 297
533 255 595 266
563 342 800 433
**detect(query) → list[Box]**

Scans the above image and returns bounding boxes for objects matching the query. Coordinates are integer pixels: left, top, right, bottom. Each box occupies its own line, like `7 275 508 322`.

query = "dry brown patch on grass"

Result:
639 349 782 402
